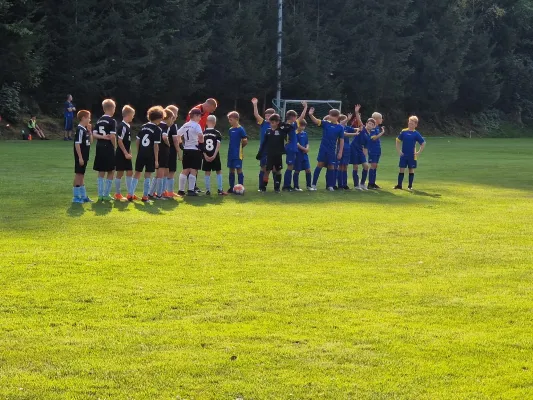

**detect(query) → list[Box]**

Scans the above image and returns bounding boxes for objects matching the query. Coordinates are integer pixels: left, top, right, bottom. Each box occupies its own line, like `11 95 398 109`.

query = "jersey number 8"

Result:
205 139 214 151
142 134 150 147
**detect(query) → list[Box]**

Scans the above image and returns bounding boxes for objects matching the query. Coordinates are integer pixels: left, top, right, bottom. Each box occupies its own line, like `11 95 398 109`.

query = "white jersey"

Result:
177 121 203 150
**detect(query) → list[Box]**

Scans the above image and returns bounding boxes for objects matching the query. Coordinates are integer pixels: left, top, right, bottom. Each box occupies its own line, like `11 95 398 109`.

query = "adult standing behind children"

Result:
64 94 76 141
185 98 218 131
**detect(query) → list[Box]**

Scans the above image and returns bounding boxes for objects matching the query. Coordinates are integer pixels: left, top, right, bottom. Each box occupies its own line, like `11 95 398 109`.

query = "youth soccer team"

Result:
71 97 426 203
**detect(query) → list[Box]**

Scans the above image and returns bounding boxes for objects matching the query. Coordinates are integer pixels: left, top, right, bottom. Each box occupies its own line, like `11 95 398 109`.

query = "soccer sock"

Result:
115 178 121 194
167 178 175 193
361 169 368 185
374 169 378 185
217 174 223 191
274 174 282 191
293 172 300 188
306 172 312 188
337 169 342 187
188 175 197 191
312 167 321 186
229 172 235 189
238 173 244 185
105 179 113 196
409 173 414 187
143 178 150 197
72 186 78 199
178 174 187 192
156 178 164 196
149 177 157 195
259 171 264 189
80 186 87 199
283 169 292 188
130 178 139 195
369 169 375 185
126 176 132 194
343 171 348 187
353 170 359 187
205 175 211 192
97 177 104 196
326 169 335 188
397 173 404 186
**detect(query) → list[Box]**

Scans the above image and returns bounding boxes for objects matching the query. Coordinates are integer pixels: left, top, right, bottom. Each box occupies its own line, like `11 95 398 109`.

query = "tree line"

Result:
1 0 532 128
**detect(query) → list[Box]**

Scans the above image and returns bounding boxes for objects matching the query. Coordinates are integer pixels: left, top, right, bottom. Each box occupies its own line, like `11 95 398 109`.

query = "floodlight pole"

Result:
276 0 283 110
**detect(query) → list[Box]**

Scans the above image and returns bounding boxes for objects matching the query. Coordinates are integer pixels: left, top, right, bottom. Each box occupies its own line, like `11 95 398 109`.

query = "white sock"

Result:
179 174 187 192
188 174 197 191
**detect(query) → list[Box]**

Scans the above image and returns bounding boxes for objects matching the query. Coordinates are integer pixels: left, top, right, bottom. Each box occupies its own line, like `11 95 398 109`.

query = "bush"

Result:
0 83 22 122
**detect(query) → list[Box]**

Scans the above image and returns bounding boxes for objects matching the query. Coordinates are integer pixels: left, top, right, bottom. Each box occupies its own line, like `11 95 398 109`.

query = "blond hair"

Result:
227 111 240 120
167 105 179 118
122 105 135 117
102 99 116 111
372 112 382 120
207 115 217 124
409 115 419 124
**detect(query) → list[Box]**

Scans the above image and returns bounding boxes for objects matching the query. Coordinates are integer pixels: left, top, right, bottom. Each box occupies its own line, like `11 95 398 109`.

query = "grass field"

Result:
1 138 533 399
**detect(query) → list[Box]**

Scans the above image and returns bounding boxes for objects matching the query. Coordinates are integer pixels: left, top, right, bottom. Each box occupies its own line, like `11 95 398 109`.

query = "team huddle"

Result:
71 98 426 203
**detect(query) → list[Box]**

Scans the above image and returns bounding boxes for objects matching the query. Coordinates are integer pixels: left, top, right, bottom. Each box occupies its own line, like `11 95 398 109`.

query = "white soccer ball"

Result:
233 184 245 195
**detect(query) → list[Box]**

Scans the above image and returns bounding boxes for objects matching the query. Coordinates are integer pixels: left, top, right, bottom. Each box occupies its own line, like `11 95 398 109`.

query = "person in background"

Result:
64 94 76 141
28 116 48 140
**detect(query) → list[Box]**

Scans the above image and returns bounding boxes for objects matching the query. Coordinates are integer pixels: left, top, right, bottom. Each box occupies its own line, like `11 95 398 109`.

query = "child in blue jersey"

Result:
349 118 373 190
292 119 312 191
367 112 385 189
337 114 356 190
252 98 275 191
282 102 308 191
308 108 344 191
395 116 426 191
226 111 248 193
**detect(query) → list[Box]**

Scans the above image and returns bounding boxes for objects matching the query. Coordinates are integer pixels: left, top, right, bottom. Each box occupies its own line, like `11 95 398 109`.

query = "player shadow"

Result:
90 201 113 216
133 201 163 215
113 201 132 212
66 203 86 218
180 194 225 207
152 198 180 212
409 190 442 198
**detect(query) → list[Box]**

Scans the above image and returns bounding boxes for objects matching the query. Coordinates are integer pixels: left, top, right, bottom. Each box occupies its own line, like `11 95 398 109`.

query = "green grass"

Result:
1 138 532 399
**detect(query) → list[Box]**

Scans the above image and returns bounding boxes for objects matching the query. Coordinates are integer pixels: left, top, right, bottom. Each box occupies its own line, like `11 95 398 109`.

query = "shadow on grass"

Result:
410 190 442 198
90 201 113 216
66 203 86 217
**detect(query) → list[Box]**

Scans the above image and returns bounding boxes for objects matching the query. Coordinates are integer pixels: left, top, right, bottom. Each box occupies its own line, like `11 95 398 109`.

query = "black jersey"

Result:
93 115 116 149
117 121 131 151
74 125 90 158
159 122 170 148
202 128 222 158
137 122 162 157
168 124 179 151
258 123 293 157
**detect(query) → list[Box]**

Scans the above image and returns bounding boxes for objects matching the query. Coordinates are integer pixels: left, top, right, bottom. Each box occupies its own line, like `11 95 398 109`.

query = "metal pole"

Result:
276 0 283 110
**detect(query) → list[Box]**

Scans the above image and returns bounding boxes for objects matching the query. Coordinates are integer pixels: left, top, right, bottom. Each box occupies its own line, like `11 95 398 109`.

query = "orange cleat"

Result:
141 196 150 202
162 191 173 198
132 195 139 200
114 193 126 201
126 194 133 202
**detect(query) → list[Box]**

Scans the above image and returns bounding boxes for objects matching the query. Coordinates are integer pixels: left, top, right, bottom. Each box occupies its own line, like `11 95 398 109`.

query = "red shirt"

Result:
186 104 210 131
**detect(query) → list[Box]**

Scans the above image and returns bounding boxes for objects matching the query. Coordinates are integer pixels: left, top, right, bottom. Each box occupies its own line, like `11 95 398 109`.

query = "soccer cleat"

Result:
177 190 186 197
282 186 293 192
72 197 83 204
355 185 363 191
132 195 139 200
394 185 403 190
294 187 303 192
114 193 126 201
373 184 381 189
343 186 351 190
333 186 339 191
82 197 93 203
187 190 198 196
127 194 134 202
218 189 228 196
275 188 281 193
309 185 317 191
194 187 203 193
407 186 413 191
148 194 155 199
259 187 267 193
360 184 368 191
206 190 211 196
98 196 105 202
170 192 179 197
227 188 234 194
105 194 114 201
327 187 335 191
141 196 150 202
368 184 377 190
156 195 167 201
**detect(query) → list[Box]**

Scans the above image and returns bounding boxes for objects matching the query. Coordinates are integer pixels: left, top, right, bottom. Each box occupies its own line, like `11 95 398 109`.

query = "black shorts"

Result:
158 145 170 168
168 148 178 172
135 153 156 173
266 155 283 172
74 155 89 174
182 149 202 170
93 146 115 172
202 154 222 172
115 149 133 171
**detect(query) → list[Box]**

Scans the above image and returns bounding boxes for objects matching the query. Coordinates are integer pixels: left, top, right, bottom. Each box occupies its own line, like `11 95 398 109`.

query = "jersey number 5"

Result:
142 134 150 147
99 126 106 136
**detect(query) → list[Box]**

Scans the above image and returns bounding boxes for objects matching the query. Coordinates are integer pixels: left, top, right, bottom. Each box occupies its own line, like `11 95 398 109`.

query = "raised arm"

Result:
251 98 263 124
308 107 321 125
297 101 308 122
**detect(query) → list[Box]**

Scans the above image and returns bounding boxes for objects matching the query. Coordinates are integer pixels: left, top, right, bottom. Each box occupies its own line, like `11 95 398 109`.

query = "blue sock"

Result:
205 175 211 191
217 174 223 191
143 179 150 197
97 177 104 196
156 178 164 196
398 173 405 187
361 169 368 185
326 169 334 188
167 178 174 193
293 172 300 188
368 170 374 185
259 171 264 189
409 173 414 187
126 176 132 194
336 169 342 187
105 179 113 196
312 167 321 186
73 186 79 200
115 178 121 194
238 173 244 185
80 186 87 199
306 172 312 188
353 170 359 187
229 172 235 189
149 177 157 195
283 169 292 188
343 171 348 187
373 169 378 185
130 178 139 195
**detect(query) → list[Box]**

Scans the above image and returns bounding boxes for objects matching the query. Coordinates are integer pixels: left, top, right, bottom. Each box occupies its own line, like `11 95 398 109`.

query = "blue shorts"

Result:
368 153 381 164
399 156 417 169
339 151 350 166
317 147 337 167
259 155 267 167
295 153 310 171
227 159 243 169
350 149 367 165
64 116 73 131
286 151 296 166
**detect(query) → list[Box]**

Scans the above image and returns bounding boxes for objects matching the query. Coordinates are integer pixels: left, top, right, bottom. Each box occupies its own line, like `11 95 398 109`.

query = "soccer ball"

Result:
233 184 245 195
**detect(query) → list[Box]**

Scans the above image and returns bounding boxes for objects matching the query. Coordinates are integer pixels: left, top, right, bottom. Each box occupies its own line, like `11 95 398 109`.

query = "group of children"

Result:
71 98 426 203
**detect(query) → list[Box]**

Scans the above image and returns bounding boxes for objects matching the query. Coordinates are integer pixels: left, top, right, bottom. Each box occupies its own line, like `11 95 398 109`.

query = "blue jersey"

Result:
297 130 309 153
367 127 382 154
342 126 355 154
64 101 74 118
318 120 344 151
397 129 425 156
285 126 298 153
228 125 247 160
350 128 370 152
259 119 270 146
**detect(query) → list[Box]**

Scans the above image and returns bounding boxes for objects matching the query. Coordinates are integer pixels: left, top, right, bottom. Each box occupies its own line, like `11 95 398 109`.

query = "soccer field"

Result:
1 138 532 399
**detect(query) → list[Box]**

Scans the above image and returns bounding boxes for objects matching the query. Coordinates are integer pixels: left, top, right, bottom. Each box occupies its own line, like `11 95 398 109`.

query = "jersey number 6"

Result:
142 134 150 147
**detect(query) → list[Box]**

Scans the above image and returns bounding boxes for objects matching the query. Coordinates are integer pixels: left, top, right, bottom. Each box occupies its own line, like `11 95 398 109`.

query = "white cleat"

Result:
356 185 364 191
309 185 318 191
327 187 335 192
294 187 303 192
360 184 368 191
